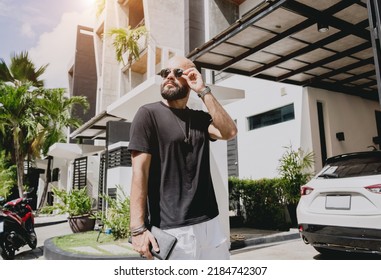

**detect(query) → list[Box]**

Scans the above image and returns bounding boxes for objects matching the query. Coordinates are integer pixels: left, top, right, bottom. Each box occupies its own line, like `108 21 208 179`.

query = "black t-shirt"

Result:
128 101 219 229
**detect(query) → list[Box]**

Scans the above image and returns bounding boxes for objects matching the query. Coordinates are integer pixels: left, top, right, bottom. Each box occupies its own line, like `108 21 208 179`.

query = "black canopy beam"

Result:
336 70 376 85
283 0 370 41
187 0 288 61
367 0 381 105
301 57 374 86
277 41 371 82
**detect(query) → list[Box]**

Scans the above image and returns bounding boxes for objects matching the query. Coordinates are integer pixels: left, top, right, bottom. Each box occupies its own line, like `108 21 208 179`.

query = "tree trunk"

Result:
37 156 52 211
14 131 24 198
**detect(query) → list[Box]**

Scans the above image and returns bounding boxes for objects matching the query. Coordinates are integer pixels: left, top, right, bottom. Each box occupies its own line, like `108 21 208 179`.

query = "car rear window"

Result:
319 155 381 178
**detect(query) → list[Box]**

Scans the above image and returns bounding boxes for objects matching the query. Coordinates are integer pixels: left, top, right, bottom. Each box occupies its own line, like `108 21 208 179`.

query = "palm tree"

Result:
0 83 89 198
108 25 147 65
0 82 43 197
0 51 48 87
34 88 89 209
0 51 89 199
96 0 105 18
31 87 89 156
0 51 48 165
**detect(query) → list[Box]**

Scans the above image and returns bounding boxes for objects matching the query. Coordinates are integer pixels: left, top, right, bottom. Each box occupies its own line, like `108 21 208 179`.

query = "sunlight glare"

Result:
83 0 97 7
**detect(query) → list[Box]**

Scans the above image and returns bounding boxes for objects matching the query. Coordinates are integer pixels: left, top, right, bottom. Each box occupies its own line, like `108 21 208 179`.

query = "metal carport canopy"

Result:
187 0 381 104
70 110 125 141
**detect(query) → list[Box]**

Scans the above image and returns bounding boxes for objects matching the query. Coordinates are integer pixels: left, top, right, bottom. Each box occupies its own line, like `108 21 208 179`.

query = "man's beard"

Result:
161 83 188 101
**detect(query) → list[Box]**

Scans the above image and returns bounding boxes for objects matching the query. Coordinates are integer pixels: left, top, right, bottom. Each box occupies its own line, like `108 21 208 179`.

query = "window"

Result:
247 104 295 130
319 153 381 179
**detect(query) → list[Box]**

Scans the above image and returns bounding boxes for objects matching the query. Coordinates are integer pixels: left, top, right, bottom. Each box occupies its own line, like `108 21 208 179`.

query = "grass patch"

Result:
52 231 138 256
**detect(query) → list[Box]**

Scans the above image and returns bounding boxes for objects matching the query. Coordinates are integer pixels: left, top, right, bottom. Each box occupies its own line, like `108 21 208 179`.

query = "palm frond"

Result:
0 58 14 82
107 25 148 65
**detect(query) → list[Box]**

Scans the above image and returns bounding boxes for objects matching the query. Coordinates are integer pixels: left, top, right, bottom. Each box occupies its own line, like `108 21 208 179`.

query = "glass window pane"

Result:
247 104 295 130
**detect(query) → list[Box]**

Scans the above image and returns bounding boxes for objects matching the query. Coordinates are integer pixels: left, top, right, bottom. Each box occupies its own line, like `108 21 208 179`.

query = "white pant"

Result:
164 216 230 260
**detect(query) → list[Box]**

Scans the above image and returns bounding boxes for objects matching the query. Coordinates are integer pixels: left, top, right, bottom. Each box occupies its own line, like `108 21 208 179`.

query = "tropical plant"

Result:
34 87 89 155
0 151 16 199
42 186 92 217
0 82 44 197
96 0 106 18
0 82 89 198
277 145 314 204
108 25 148 65
0 52 89 199
36 88 88 209
0 51 48 87
94 186 130 240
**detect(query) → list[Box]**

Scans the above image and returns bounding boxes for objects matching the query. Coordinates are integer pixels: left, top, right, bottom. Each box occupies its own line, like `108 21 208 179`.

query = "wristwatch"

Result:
197 86 211 98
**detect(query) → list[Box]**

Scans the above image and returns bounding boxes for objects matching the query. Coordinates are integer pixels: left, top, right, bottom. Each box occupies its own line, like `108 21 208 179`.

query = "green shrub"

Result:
0 151 16 199
94 186 130 240
277 145 314 204
229 177 289 230
41 186 92 217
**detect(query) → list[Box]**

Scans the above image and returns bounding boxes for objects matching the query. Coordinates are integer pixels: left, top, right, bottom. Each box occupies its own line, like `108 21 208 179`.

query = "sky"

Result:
0 0 96 89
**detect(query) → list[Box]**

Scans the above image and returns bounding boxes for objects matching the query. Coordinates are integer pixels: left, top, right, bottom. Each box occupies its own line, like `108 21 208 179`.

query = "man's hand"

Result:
132 230 160 260
182 67 205 94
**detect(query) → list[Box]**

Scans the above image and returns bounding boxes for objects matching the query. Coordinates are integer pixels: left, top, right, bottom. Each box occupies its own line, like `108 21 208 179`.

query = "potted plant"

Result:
277 145 314 227
107 25 148 66
42 186 95 233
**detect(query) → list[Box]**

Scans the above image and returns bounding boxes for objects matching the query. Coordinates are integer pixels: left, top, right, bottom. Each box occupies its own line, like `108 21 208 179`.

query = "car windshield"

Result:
318 155 381 179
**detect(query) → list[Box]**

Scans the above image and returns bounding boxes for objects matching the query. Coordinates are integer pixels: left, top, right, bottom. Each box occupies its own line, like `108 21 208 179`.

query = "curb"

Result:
43 237 142 260
43 231 301 259
230 231 301 251
34 214 69 228
36 218 301 259
22 217 303 260
34 219 68 228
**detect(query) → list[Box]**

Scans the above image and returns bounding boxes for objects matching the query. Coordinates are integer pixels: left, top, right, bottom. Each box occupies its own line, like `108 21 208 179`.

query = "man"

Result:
128 56 237 259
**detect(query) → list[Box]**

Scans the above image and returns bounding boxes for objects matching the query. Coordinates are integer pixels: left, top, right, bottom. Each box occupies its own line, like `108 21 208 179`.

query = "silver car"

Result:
297 151 381 255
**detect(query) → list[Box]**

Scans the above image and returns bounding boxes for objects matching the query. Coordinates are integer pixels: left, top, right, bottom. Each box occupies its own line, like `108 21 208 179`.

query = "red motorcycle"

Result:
0 192 37 260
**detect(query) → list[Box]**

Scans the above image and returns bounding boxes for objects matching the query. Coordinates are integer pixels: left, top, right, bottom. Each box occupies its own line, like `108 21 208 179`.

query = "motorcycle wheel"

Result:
1 241 15 260
28 231 37 249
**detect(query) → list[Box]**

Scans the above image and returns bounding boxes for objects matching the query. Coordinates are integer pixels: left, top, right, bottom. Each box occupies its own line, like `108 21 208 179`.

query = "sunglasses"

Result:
160 68 184 78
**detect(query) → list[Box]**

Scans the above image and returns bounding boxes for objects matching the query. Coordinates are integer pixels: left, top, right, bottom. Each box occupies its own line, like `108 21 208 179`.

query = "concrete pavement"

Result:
13 215 72 260
12 214 301 260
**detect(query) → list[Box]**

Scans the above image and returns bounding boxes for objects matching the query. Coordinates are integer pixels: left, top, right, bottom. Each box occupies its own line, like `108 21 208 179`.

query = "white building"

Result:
49 0 246 238
47 0 381 238
188 0 381 178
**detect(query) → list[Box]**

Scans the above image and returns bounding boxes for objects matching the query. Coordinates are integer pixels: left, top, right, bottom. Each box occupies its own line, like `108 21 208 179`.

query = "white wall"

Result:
96 0 121 113
86 155 101 200
218 75 305 179
217 73 381 180
144 0 185 51
306 87 381 170
209 139 230 239
107 167 132 196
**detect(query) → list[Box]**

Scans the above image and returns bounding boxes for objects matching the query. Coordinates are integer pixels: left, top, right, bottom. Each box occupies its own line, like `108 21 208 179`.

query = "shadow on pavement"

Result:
314 251 381 260
14 246 44 260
